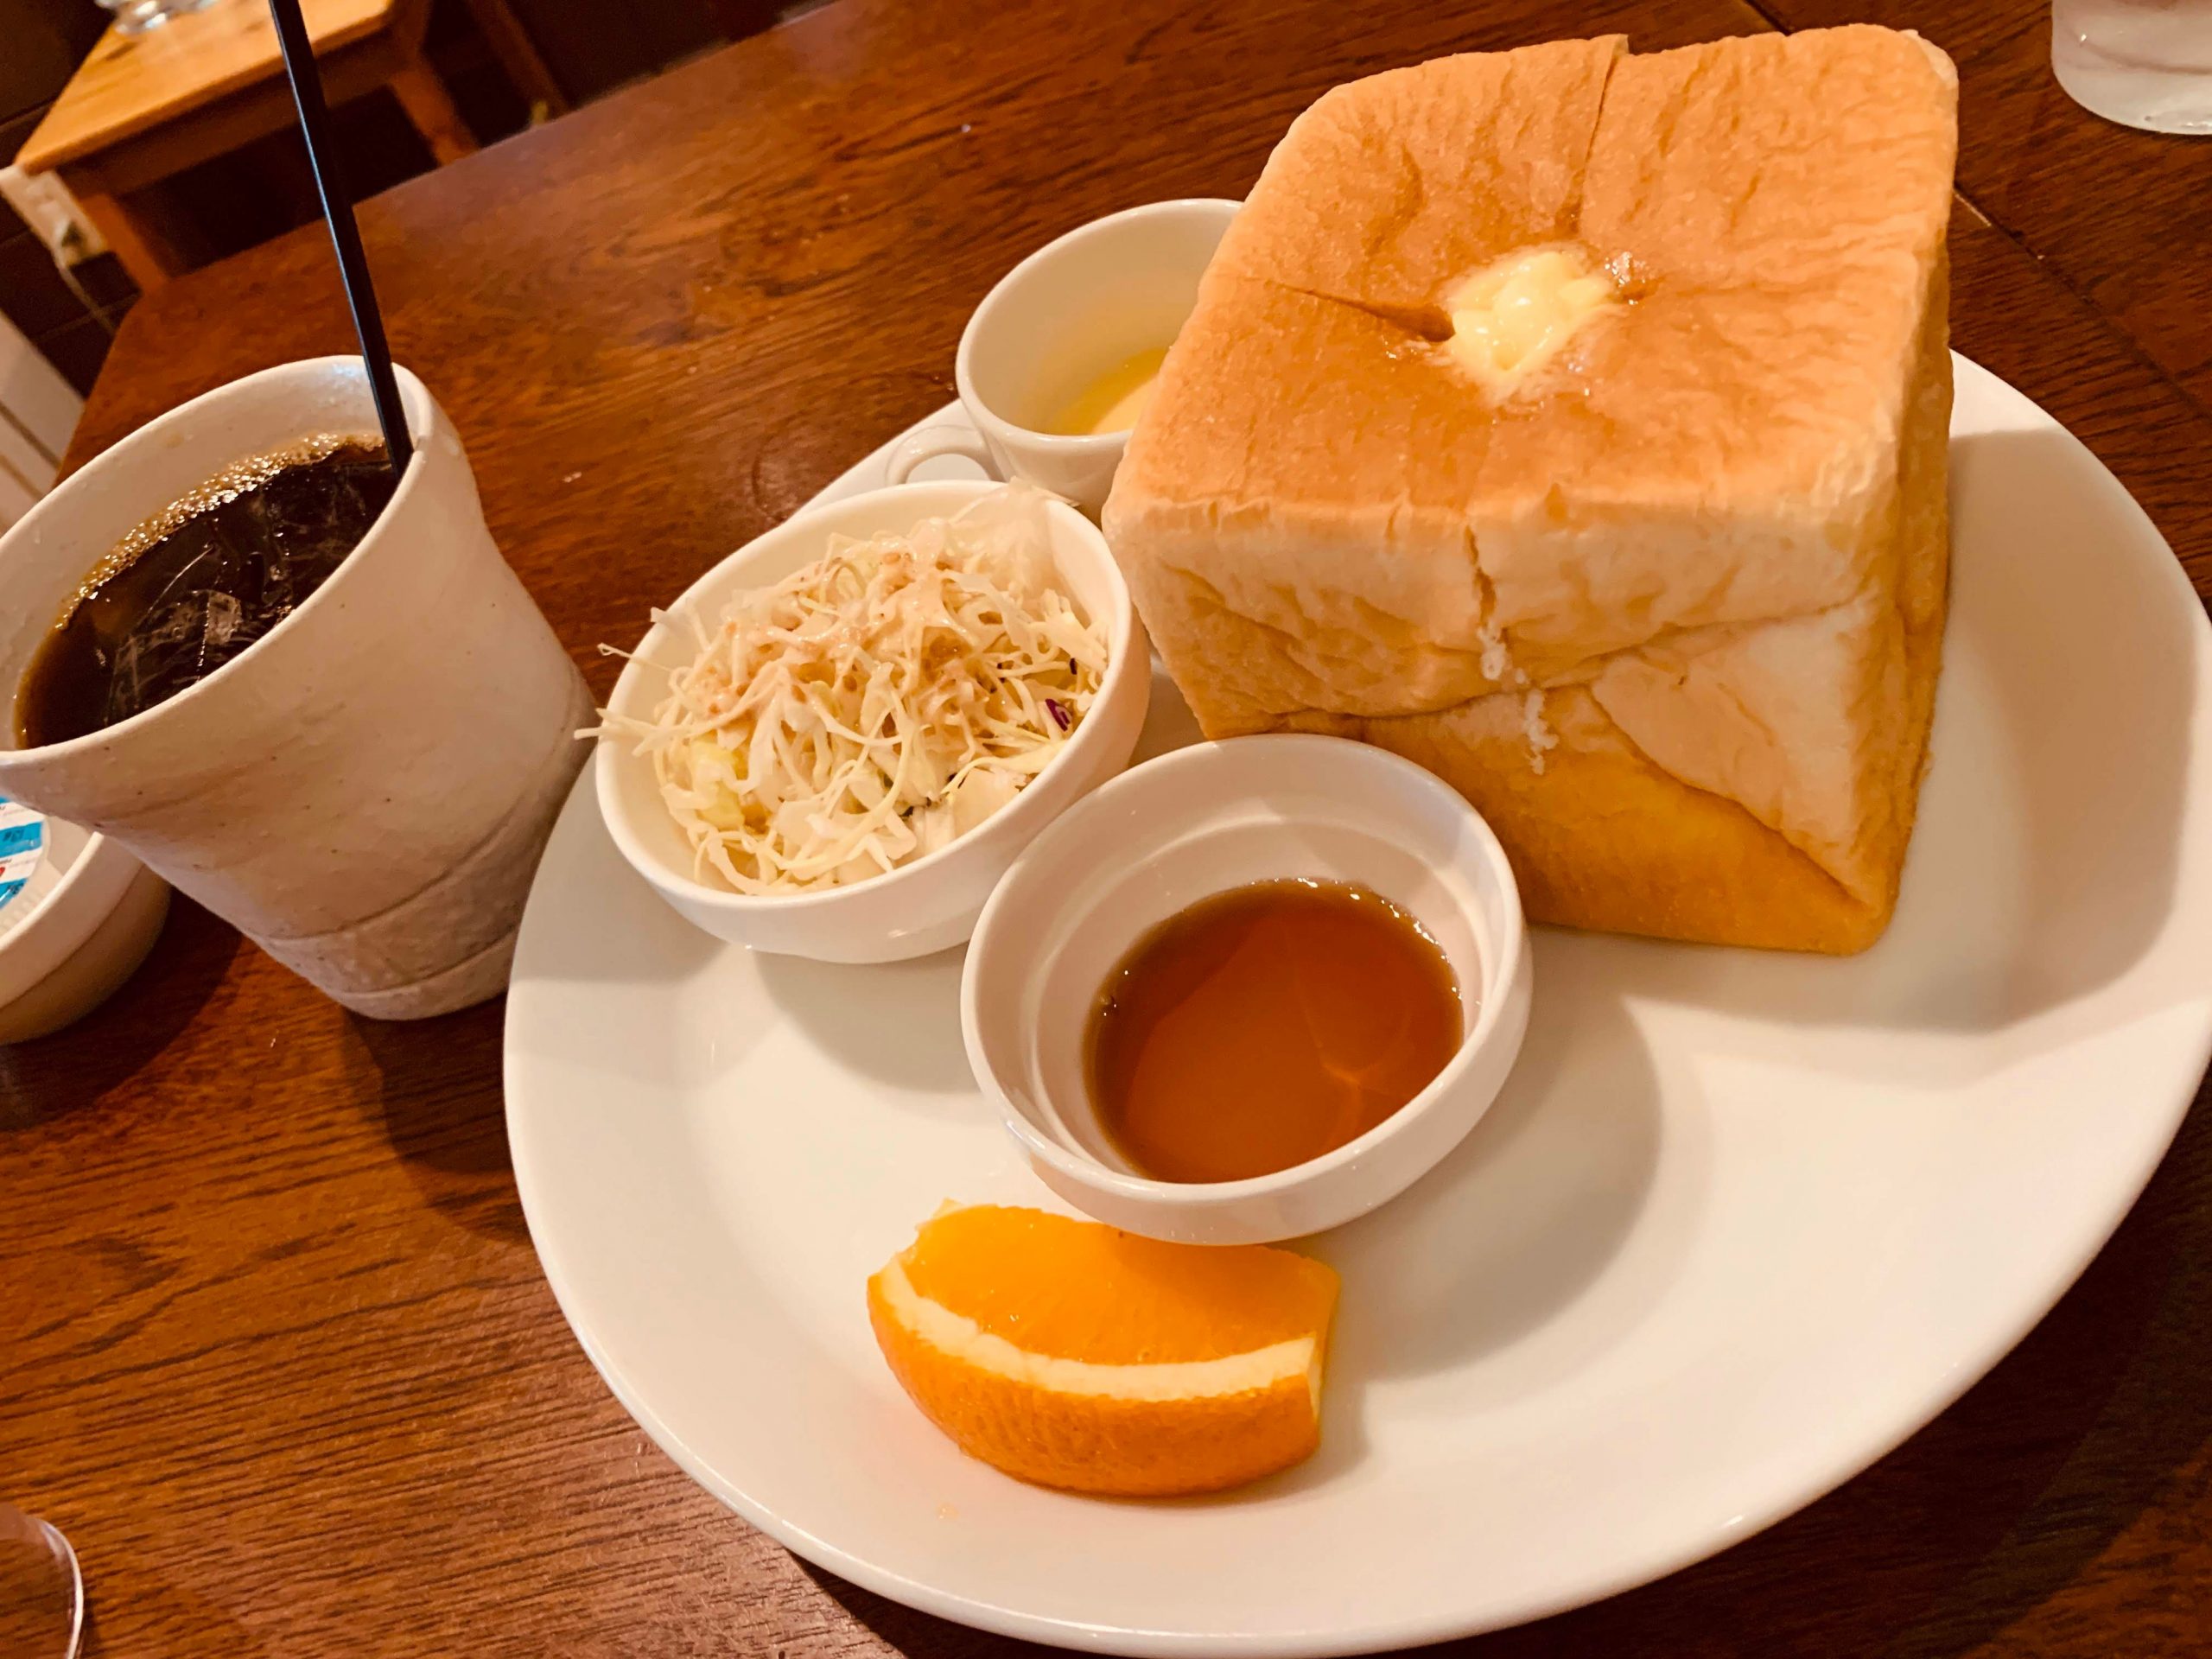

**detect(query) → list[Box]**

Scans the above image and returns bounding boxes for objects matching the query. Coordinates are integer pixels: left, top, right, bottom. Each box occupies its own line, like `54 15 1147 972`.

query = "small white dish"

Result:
886 199 1240 516
961 734 1532 1244
595 480 1149 963
0 803 168 1044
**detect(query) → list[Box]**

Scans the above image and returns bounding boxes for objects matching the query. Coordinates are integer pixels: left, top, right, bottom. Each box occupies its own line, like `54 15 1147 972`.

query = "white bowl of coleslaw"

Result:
594 480 1148 962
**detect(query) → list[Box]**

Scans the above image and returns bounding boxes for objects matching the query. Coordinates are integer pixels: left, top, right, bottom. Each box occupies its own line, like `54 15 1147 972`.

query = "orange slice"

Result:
867 1204 1340 1497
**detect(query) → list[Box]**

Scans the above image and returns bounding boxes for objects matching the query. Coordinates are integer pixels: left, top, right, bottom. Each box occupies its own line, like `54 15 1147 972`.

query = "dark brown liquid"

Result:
1088 879 1464 1185
15 435 397 749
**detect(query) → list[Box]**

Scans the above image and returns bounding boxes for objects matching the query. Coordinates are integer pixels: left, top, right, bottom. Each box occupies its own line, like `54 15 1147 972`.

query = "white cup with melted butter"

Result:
887 199 1240 518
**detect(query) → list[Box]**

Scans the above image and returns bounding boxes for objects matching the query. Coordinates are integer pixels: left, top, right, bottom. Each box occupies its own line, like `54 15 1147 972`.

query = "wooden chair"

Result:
11 0 568 293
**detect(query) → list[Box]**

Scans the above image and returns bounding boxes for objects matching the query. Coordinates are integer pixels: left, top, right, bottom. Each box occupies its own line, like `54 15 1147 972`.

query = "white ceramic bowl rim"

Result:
952 197 1242 454
595 480 1142 913
0 823 126 995
3 358 430 761
965 732 1529 1207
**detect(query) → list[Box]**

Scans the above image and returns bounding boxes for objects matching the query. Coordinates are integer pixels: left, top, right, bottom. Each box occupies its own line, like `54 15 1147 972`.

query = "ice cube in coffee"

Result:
15 435 397 749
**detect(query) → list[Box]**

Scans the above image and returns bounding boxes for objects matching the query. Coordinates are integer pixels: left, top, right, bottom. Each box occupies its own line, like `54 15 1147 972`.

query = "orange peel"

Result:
868 1205 1340 1497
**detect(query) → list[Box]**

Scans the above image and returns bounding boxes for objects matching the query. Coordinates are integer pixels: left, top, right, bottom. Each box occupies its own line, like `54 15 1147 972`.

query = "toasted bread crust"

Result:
1106 28 1958 952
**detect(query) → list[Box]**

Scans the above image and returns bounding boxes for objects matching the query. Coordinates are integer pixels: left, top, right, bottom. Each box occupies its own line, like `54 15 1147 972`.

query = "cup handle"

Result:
886 425 1001 486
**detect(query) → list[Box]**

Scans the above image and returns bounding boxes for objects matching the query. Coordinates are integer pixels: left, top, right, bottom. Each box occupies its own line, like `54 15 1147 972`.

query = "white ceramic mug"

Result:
887 199 1240 518
0 358 592 1020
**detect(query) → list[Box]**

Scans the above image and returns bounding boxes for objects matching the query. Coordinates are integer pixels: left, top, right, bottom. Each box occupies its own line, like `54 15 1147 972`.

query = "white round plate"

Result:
505 357 2212 1655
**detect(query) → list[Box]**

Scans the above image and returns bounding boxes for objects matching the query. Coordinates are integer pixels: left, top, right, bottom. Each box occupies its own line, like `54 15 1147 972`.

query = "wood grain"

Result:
5 1 2209 1654
16 0 410 173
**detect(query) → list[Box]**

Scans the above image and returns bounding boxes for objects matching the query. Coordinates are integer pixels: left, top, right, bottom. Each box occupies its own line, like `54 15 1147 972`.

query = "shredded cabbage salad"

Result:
601 486 1107 894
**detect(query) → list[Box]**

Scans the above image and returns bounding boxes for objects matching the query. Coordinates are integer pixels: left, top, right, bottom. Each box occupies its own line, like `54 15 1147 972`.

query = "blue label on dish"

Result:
0 794 44 916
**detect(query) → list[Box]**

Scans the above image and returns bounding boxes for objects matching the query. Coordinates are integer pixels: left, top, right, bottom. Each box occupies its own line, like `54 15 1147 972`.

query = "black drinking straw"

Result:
266 0 413 475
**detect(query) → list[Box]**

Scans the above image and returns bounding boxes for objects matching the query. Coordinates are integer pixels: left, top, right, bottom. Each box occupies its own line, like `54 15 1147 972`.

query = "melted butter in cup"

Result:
1046 346 1170 437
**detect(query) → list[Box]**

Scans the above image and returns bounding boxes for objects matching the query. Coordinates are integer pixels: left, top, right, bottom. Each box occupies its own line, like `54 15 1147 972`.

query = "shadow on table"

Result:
0 897 239 1133
1446 1068 2212 1659
806 1068 2212 1658
340 1000 530 1245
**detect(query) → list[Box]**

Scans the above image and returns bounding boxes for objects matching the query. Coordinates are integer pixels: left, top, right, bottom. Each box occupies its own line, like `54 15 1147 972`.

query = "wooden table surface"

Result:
6 0 2209 1653
14 0 404 174
12 0 567 296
